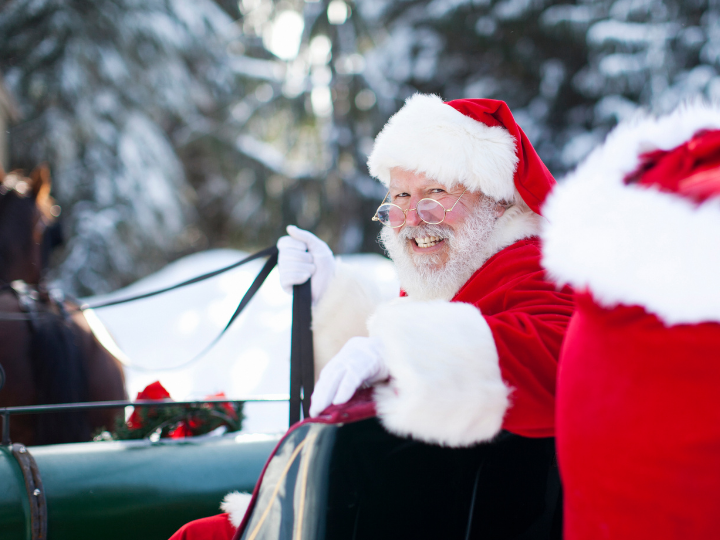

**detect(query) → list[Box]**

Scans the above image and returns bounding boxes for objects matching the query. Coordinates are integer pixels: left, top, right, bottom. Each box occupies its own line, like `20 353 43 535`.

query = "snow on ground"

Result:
85 249 398 434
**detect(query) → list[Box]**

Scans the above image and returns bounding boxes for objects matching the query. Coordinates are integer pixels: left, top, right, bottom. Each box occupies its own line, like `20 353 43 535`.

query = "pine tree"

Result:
356 0 720 175
0 0 244 294
4 0 720 294
205 0 388 254
568 0 719 161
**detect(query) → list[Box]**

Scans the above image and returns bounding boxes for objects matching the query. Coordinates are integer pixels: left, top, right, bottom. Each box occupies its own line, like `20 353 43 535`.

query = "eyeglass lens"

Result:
377 198 446 227
377 204 406 227
416 199 445 224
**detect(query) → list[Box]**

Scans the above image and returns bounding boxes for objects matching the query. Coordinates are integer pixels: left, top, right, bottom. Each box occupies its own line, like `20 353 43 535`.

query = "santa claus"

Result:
542 103 720 539
170 94 574 540
285 94 573 444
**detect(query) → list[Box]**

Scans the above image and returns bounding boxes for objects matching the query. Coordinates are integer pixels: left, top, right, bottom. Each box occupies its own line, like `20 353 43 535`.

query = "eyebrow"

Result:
390 185 446 196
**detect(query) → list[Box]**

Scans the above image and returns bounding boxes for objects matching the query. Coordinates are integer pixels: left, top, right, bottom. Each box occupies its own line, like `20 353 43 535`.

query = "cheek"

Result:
443 207 470 229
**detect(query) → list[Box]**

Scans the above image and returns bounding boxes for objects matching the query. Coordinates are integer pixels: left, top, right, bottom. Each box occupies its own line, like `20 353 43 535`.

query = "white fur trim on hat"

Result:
367 94 519 201
369 299 510 447
221 491 252 528
542 101 720 325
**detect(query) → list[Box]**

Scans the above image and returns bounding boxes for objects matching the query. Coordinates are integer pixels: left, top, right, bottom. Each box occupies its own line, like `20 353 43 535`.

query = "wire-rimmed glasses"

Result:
372 188 468 228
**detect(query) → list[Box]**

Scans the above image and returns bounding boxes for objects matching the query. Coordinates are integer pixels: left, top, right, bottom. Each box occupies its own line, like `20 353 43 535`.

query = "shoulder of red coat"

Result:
484 236 541 266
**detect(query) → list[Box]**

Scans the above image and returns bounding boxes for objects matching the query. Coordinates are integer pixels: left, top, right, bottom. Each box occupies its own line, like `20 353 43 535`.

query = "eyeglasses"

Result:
372 188 468 228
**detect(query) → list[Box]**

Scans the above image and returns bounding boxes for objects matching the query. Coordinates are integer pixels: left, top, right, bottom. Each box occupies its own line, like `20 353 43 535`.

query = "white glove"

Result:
309 336 389 417
277 225 336 305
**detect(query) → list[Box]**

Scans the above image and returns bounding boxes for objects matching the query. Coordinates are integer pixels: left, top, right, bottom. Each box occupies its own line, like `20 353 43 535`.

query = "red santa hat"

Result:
367 94 555 215
542 102 720 325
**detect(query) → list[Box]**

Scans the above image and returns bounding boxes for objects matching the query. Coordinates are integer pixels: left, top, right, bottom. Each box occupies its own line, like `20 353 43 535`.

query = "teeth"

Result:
414 236 443 248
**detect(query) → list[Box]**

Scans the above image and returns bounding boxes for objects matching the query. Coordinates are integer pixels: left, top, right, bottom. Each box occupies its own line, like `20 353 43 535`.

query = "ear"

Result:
29 164 51 201
494 203 506 218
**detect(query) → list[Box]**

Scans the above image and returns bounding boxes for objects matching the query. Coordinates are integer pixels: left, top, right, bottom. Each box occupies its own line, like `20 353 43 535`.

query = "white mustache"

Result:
396 223 454 242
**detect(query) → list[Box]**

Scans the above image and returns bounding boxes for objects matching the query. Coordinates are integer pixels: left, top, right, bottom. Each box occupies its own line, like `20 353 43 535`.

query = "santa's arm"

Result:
368 299 511 447
368 275 573 445
480 265 574 437
484 309 569 438
312 261 395 378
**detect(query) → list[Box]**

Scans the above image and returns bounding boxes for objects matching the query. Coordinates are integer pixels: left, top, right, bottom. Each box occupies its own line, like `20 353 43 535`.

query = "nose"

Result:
405 205 422 227
405 197 423 227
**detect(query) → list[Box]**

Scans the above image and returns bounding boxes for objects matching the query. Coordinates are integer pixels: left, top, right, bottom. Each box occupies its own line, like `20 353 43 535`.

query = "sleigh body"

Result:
0 430 279 540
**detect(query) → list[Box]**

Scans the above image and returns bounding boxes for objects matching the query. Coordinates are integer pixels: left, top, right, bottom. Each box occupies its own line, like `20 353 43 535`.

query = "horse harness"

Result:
0 279 71 328
0 279 71 414
0 281 52 540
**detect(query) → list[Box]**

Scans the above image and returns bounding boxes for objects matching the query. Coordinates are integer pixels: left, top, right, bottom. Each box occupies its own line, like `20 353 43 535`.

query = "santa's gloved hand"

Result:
309 336 389 417
277 225 335 305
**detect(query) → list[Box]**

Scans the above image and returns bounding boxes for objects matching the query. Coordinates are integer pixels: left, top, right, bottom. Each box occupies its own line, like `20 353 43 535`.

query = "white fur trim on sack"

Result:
221 491 253 528
367 94 519 201
542 101 720 325
312 261 397 378
369 299 510 447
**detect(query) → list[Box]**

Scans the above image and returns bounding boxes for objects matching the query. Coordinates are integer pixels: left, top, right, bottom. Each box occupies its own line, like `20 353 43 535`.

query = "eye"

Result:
392 192 410 200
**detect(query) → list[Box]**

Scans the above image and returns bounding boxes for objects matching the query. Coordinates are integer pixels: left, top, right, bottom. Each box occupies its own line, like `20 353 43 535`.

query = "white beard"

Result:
380 198 500 300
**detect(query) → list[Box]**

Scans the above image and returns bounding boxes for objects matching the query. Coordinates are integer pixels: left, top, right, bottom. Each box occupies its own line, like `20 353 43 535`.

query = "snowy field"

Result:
85 249 398 434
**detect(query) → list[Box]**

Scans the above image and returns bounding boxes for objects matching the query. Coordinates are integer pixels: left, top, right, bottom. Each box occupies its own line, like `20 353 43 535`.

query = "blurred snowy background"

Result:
1 0 718 428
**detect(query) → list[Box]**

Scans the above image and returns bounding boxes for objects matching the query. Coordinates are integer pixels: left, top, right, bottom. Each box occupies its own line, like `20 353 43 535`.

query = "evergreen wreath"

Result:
106 381 244 441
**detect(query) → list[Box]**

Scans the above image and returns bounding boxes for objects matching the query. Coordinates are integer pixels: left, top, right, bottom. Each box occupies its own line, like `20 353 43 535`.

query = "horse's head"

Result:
0 165 62 285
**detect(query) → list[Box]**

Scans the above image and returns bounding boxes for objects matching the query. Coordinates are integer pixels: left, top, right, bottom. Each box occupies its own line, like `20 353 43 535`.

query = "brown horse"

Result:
0 165 127 446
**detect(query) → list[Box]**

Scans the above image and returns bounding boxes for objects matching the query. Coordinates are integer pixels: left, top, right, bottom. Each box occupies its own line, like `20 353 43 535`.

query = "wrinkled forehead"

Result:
388 167 452 191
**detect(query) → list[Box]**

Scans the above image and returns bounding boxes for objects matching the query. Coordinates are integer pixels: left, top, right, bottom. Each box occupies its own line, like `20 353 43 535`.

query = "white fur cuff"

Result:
221 491 252 528
369 299 510 447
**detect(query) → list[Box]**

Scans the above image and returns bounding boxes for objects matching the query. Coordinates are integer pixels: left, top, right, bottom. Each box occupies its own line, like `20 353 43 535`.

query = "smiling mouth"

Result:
413 235 444 248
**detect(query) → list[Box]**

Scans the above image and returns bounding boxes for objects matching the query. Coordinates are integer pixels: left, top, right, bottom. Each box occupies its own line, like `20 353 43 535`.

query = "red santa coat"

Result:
542 105 720 539
313 206 573 448
454 237 572 438
386 237 573 445
170 513 237 540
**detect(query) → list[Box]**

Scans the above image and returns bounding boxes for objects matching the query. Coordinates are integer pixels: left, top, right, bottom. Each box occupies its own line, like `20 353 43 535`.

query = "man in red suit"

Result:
171 94 574 539
287 94 573 444
542 104 720 539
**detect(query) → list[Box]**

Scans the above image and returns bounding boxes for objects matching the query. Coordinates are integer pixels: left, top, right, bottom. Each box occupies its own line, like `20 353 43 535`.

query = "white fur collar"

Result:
490 202 542 254
542 102 720 325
